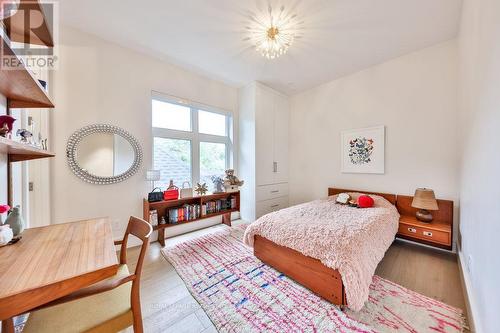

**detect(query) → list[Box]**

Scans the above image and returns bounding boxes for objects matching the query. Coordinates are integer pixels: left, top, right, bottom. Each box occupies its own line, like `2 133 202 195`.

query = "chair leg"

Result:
1 317 15 333
131 286 143 333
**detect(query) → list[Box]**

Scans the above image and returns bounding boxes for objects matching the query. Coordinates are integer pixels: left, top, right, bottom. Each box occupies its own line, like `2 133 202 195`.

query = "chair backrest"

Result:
118 216 153 281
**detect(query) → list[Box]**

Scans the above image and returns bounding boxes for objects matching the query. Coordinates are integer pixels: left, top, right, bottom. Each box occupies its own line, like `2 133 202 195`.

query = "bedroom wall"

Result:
0 94 7 207
51 26 238 240
457 0 500 332
289 41 458 204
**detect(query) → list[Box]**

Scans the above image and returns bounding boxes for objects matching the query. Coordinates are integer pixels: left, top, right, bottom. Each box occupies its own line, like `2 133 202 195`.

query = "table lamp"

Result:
146 170 161 191
411 188 439 222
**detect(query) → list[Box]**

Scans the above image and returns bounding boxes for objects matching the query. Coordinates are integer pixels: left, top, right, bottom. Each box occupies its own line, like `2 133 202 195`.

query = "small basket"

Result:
180 182 193 198
163 185 179 201
148 188 164 202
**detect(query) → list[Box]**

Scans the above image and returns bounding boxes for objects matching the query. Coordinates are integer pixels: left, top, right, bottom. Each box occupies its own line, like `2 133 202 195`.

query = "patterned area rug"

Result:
162 225 465 333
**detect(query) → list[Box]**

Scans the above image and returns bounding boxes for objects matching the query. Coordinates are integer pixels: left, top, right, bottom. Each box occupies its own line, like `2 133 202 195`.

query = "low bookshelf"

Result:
143 191 240 246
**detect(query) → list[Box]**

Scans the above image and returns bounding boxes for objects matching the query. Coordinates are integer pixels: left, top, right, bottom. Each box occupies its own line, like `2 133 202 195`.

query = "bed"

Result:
243 187 400 311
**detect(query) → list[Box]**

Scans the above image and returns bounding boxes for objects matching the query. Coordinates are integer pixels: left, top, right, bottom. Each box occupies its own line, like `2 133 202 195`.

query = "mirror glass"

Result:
75 133 135 177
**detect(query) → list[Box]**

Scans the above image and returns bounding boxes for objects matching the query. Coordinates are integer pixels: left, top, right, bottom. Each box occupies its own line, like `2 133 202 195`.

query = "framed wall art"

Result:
341 125 385 174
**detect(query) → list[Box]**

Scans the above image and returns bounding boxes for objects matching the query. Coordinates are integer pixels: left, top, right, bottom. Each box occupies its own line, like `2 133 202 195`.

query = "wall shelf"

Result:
0 32 54 108
3 0 54 47
0 136 55 162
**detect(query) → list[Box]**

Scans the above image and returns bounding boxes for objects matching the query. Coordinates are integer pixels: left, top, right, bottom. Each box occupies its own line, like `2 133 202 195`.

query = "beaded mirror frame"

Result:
66 124 143 185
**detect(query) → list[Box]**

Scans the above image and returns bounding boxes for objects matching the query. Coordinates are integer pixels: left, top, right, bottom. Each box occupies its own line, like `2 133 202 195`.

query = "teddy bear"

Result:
224 169 244 186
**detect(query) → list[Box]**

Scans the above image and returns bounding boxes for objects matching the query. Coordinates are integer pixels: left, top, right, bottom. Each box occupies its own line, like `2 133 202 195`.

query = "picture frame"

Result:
341 125 385 174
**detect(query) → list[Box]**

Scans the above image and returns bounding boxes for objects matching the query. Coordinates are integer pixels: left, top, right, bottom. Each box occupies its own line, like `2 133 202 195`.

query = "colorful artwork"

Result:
341 126 385 174
349 137 374 165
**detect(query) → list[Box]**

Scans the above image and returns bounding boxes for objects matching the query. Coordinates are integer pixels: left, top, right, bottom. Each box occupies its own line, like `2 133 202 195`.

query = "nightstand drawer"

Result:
398 222 451 246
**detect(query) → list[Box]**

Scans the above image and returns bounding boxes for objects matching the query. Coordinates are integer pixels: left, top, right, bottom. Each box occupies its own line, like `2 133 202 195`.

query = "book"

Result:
149 210 158 226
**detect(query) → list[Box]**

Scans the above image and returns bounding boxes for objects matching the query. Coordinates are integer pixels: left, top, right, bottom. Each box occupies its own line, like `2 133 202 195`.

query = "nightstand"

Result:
398 215 452 250
396 195 453 250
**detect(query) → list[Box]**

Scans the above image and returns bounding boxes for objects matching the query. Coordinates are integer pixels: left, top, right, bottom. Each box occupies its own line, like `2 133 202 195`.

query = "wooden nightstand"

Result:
396 195 453 250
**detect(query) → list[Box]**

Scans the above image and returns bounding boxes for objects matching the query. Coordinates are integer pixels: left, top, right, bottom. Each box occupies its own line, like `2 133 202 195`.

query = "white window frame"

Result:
151 91 233 187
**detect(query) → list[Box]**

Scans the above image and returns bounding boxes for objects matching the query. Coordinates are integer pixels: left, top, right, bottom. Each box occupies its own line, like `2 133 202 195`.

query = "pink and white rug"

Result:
162 225 465 333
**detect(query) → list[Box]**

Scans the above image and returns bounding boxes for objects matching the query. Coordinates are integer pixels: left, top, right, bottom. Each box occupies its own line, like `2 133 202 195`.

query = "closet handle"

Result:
273 162 278 173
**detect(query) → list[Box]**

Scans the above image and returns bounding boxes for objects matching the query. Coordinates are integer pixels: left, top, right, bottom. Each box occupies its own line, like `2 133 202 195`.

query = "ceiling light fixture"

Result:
246 5 301 60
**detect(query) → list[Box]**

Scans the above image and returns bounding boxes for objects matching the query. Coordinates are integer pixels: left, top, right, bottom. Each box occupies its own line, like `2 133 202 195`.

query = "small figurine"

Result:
16 129 33 144
195 183 208 196
210 175 225 193
0 115 16 138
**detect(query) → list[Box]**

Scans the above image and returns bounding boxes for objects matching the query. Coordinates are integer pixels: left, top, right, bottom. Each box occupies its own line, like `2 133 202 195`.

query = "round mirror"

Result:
66 124 143 184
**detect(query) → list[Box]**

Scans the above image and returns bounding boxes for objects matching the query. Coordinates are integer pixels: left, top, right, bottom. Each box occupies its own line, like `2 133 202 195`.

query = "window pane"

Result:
152 99 191 131
154 137 192 189
200 142 226 192
198 110 226 136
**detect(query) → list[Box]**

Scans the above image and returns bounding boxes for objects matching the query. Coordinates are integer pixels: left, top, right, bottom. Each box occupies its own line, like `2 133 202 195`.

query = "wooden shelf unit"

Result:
0 136 55 162
3 0 54 47
0 32 54 108
143 191 240 246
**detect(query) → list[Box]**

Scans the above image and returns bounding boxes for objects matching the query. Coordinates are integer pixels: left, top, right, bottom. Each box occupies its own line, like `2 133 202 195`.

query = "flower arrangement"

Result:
0 204 11 224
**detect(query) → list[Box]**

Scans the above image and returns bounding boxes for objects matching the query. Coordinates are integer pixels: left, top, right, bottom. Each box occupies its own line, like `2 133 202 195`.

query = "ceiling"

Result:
59 0 462 95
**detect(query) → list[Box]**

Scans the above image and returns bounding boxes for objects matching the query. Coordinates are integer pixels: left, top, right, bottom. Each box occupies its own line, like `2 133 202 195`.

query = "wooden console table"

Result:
143 191 240 246
0 218 118 332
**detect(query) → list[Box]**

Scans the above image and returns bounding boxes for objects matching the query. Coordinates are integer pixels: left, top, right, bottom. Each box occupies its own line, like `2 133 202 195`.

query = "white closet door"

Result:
273 93 289 184
255 87 275 186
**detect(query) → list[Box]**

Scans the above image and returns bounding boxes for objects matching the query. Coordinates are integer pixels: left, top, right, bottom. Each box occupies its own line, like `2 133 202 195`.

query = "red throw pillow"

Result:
358 195 374 208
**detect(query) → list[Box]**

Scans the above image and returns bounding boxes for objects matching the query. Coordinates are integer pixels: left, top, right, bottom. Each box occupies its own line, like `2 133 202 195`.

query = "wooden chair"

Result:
22 216 153 333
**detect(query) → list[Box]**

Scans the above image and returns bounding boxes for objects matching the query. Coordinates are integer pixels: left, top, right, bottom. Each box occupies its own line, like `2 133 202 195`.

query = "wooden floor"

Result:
123 221 467 333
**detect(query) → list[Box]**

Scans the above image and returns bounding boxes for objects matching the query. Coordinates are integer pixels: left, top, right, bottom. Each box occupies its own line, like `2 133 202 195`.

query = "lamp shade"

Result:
411 188 438 211
146 170 161 181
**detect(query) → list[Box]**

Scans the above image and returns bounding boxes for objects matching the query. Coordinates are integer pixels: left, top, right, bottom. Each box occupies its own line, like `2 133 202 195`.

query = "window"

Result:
152 94 233 193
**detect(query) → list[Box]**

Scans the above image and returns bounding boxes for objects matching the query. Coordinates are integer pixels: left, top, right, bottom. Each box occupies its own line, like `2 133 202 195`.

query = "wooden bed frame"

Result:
253 187 397 307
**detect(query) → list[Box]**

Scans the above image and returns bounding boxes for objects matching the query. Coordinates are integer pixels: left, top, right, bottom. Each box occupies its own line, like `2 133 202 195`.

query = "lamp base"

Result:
416 209 433 223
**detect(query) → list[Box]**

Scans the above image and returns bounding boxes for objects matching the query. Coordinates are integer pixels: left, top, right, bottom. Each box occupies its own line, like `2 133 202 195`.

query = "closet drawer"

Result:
256 196 289 218
256 183 289 201
398 222 451 246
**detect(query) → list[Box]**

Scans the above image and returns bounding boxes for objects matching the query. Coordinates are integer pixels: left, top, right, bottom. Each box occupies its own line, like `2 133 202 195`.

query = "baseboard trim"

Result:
457 249 481 333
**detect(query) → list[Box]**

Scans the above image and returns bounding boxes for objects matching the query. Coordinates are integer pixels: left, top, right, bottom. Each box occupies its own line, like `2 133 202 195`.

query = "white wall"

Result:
51 26 238 239
290 41 459 207
0 94 7 209
458 0 500 332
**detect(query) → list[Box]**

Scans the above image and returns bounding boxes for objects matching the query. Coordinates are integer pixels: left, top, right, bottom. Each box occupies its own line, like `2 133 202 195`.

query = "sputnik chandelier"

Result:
246 5 302 60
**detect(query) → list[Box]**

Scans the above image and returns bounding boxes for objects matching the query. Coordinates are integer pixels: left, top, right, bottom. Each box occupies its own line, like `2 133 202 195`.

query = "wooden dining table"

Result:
0 218 119 332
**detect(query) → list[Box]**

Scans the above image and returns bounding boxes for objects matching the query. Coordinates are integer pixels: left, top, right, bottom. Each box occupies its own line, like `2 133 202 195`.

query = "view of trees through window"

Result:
153 137 191 189
152 97 232 193
200 142 226 192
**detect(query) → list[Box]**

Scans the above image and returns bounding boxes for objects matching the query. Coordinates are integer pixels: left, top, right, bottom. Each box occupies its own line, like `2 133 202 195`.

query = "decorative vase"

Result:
5 206 24 237
0 225 13 246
